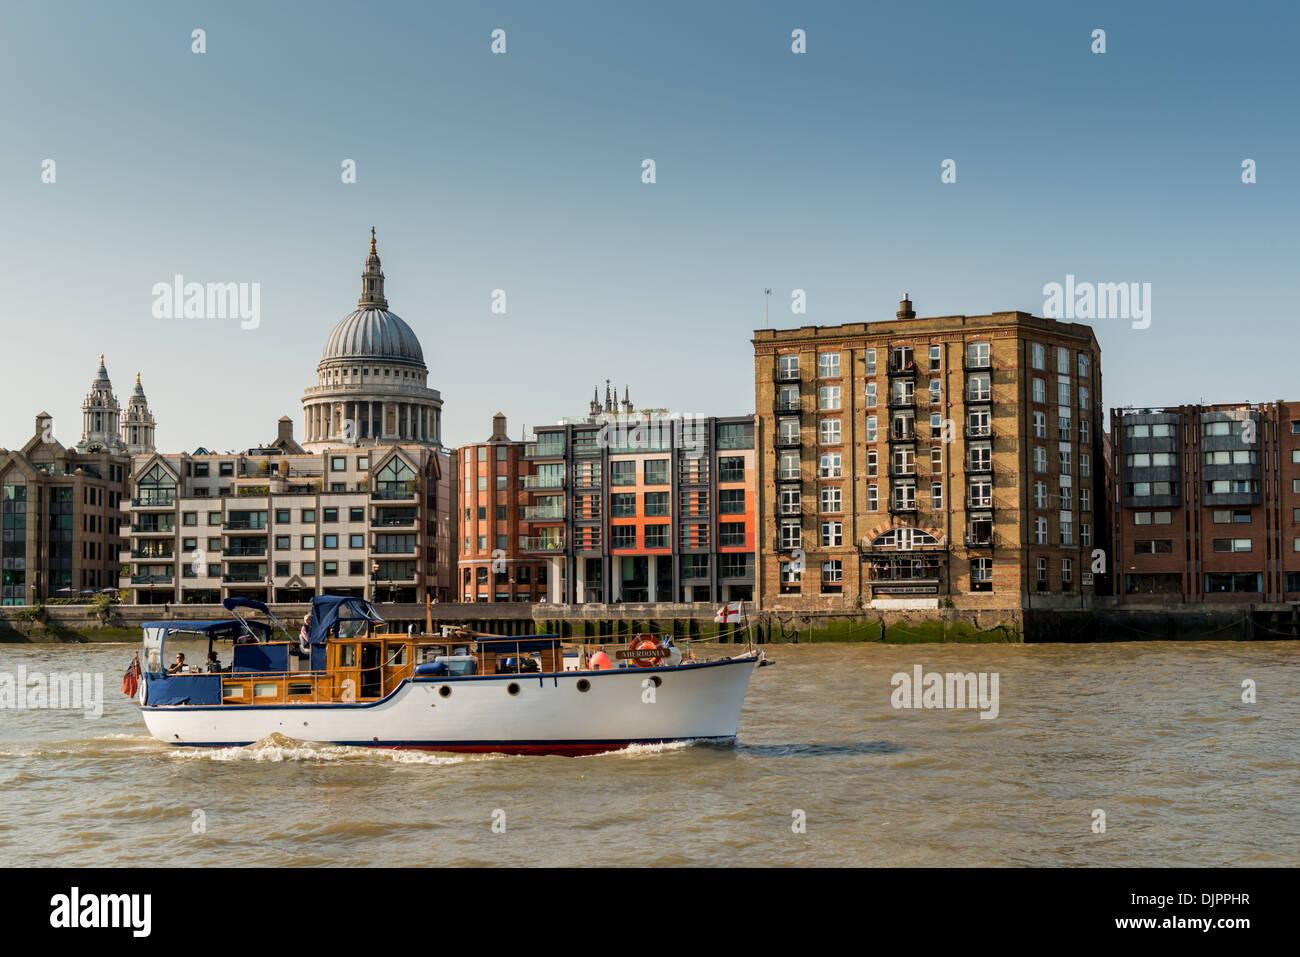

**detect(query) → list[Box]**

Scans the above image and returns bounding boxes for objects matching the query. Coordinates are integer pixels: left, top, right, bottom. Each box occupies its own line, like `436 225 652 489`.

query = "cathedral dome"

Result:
322 308 424 366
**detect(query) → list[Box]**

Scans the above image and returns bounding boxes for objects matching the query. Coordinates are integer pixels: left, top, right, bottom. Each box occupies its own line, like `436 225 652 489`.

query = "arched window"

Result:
870 527 939 550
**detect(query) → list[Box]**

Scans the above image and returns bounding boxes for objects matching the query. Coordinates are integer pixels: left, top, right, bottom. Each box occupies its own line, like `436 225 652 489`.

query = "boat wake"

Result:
165 732 501 765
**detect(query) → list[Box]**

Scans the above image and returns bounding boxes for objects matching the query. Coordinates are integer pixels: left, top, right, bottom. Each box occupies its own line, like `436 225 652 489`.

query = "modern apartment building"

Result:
454 404 757 604
1110 402 1300 602
753 297 1106 610
120 424 451 604
0 413 130 604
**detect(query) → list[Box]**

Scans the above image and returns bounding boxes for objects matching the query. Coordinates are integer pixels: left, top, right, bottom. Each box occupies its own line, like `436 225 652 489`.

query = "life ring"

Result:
629 636 662 668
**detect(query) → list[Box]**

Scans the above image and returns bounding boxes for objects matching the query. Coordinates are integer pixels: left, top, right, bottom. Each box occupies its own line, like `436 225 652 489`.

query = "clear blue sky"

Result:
2 1 1296 452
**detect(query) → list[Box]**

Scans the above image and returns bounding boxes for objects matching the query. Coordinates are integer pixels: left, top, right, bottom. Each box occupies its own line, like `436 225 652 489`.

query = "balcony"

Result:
776 471 802 484
775 368 800 384
132 493 176 508
891 467 917 479
887 358 918 376
371 515 417 528
522 505 565 521
521 537 565 553
964 461 993 474
225 522 267 532
774 399 802 414
131 523 175 535
523 442 566 459
964 425 994 440
887 429 917 444
371 486 416 500
131 574 174 585
223 573 268 584
964 530 1000 548
130 549 174 560
888 499 918 515
224 544 268 558
887 395 916 410
521 474 565 490
963 389 993 404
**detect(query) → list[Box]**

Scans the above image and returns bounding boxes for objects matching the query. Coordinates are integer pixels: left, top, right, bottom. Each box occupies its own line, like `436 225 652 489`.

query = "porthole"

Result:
576 679 591 693
439 685 451 698
647 675 663 688
507 683 520 696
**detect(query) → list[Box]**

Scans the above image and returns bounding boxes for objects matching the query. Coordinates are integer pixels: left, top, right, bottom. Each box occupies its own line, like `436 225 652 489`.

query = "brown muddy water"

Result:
1 641 1296 866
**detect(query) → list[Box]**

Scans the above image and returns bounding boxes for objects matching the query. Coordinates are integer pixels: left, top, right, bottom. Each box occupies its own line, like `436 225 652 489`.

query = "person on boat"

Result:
206 650 225 673
167 653 186 675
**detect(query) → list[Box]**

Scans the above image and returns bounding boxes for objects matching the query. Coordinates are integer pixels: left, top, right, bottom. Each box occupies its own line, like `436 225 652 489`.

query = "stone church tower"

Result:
77 355 125 454
121 371 157 455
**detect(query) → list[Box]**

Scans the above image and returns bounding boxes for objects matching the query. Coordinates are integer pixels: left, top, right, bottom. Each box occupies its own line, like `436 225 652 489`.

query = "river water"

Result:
1 640 1296 867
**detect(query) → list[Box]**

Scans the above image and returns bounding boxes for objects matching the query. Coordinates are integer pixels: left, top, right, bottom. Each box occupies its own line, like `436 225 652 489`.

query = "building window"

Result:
611 493 635 518
779 488 801 516
818 386 841 410
1061 558 1073 590
301 536 316 549
780 522 801 550
864 382 877 408
719 489 745 514
864 349 877 376
644 459 669 485
865 416 877 442
971 558 992 592
719 456 745 483
929 344 941 371
819 418 841 445
1032 378 1046 404
778 354 799 379
821 521 842 547
610 461 636 486
1031 343 1046 370
1034 447 1047 472
818 352 840 378
819 453 842 478
929 378 941 403
1035 516 1047 544
867 484 878 511
779 452 800 480
1212 539 1252 553
866 449 878 477
1033 412 1047 438
966 341 990 368
645 525 670 548
611 526 636 549
931 483 943 510
820 487 842 513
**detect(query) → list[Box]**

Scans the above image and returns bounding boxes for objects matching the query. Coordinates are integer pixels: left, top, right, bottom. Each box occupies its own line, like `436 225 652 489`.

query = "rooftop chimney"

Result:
277 416 294 443
897 294 915 320
490 412 508 443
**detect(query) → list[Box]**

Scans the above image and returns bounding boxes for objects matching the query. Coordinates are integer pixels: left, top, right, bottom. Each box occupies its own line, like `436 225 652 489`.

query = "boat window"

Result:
387 644 407 666
417 645 440 664
287 682 313 697
254 682 278 698
222 683 245 699
340 645 356 668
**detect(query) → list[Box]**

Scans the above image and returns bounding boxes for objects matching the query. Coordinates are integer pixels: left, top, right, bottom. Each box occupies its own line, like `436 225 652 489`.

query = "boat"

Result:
127 595 763 756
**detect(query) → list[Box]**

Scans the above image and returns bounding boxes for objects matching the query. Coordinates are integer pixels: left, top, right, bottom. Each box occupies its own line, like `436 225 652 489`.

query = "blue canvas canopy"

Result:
306 595 384 645
141 620 246 674
222 597 270 615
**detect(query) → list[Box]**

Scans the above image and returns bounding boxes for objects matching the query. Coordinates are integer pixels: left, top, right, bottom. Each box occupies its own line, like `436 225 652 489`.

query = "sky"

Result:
2 1 1297 453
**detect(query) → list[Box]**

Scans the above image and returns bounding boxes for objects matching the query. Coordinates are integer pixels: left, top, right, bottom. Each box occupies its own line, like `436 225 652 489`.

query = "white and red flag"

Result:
714 600 744 624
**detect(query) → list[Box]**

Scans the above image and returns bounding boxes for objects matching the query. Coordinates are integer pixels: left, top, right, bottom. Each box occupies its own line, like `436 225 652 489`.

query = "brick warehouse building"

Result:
1110 402 1300 602
753 297 1107 610
455 404 756 604
0 413 129 604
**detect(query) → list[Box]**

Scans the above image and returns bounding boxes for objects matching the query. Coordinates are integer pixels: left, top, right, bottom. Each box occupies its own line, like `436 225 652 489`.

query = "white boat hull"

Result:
141 655 760 755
